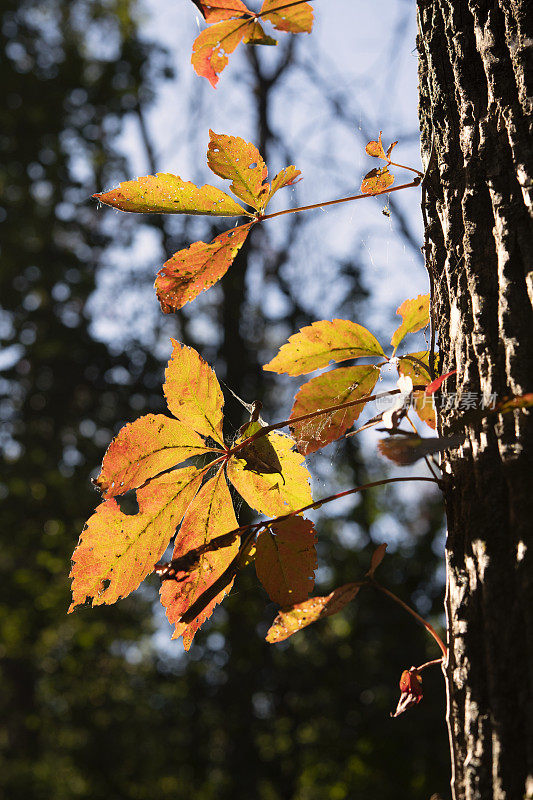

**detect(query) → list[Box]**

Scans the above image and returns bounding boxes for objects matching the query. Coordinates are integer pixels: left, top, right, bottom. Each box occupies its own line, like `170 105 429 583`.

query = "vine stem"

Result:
416 658 444 673
257 178 421 222
372 580 447 657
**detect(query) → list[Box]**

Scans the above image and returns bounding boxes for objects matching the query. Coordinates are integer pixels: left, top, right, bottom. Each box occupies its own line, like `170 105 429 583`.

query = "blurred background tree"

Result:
0 1 450 797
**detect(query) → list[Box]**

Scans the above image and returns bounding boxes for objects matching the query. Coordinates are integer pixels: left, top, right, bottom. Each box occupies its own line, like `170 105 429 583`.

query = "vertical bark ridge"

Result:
417 1 533 798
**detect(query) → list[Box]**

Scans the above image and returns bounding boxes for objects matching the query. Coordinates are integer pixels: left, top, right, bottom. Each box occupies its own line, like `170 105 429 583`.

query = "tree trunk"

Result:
416 2 533 798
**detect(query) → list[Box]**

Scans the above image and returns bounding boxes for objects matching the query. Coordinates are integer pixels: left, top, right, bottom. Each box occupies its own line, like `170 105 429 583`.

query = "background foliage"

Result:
1 1 449 796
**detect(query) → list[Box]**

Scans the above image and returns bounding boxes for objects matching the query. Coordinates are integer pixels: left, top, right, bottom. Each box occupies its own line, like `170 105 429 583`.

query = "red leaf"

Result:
260 0 314 33
160 470 239 649
164 339 226 446
69 467 204 611
425 370 457 395
367 543 387 578
289 365 380 455
255 517 317 606
266 583 361 643
155 222 252 312
263 319 385 376
93 173 246 216
360 166 394 195
391 669 423 718
95 414 213 498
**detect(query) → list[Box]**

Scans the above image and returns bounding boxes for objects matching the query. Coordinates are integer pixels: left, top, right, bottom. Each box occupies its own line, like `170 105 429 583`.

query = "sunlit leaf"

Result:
155 222 252 312
425 369 457 395
243 20 277 45
164 339 225 446
69 467 204 611
398 351 436 429
192 18 251 87
94 174 247 216
263 319 385 376
391 669 423 718
255 517 317 606
386 140 398 158
289 365 380 455
95 414 213 498
227 430 312 517
207 130 269 210
360 166 394 195
377 433 462 465
367 543 387 578
265 583 361 643
236 420 284 477
365 132 386 159
391 294 430 349
192 0 250 22
160 469 239 649
267 165 302 203
260 0 314 33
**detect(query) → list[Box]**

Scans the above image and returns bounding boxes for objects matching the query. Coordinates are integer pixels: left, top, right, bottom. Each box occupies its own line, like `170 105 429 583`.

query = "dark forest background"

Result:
1 1 450 797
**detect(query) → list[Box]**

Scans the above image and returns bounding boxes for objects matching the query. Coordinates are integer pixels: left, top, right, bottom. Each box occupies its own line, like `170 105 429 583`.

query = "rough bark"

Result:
417 1 533 799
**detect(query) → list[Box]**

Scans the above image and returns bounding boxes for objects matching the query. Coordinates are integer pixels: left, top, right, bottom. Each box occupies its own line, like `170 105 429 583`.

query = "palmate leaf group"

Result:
94 130 301 313
70 340 315 649
190 0 314 87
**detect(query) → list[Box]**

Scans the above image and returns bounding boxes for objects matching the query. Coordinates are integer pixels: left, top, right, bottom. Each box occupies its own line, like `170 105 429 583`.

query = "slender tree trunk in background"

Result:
417 2 533 798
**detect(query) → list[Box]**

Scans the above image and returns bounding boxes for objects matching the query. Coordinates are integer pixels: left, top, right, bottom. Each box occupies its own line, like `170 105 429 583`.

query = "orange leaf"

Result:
227 430 312 517
391 294 430 349
255 517 317 606
266 583 360 643
160 470 239 649
155 222 252 312
365 132 386 159
398 351 436 429
69 467 204 611
290 366 380 455
164 340 225 446
207 130 269 210
193 0 250 22
263 319 385 376
267 165 302 203
260 0 314 33
242 20 277 45
94 174 247 216
191 18 251 86
360 166 395 195
95 414 213 498
367 543 387 578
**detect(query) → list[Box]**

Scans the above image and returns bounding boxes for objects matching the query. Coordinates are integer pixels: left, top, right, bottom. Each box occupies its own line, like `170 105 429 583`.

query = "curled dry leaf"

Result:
391 668 423 718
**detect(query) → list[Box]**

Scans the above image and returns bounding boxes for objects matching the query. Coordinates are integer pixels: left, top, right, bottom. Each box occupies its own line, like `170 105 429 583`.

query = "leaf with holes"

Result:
94 174 248 216
160 469 239 649
391 294 430 349
360 166 395 195
266 583 361 643
95 414 214 498
260 0 314 33
69 467 204 611
255 517 317 606
289 365 380 455
264 319 385 377
164 339 226 446
267 165 302 203
207 130 269 210
227 429 312 517
192 0 250 22
191 18 253 87
155 222 253 313
398 351 436 429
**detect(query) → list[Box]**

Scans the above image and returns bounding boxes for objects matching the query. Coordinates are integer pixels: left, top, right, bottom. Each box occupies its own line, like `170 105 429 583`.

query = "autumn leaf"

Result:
260 0 314 33
365 132 387 159
360 166 395 195
160 469 239 649
366 543 387 578
192 0 250 22
391 669 423 718
164 339 226 446
266 583 361 643
378 433 463 466
207 130 269 210
263 319 385 376
236 420 284 477
425 369 457 395
192 18 252 87
289 365 380 455
93 173 248 216
391 294 430 349
95 414 213 498
255 517 317 606
69 467 204 611
155 222 252 313
398 351 436 429
243 20 277 45
267 165 302 203
227 429 312 517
